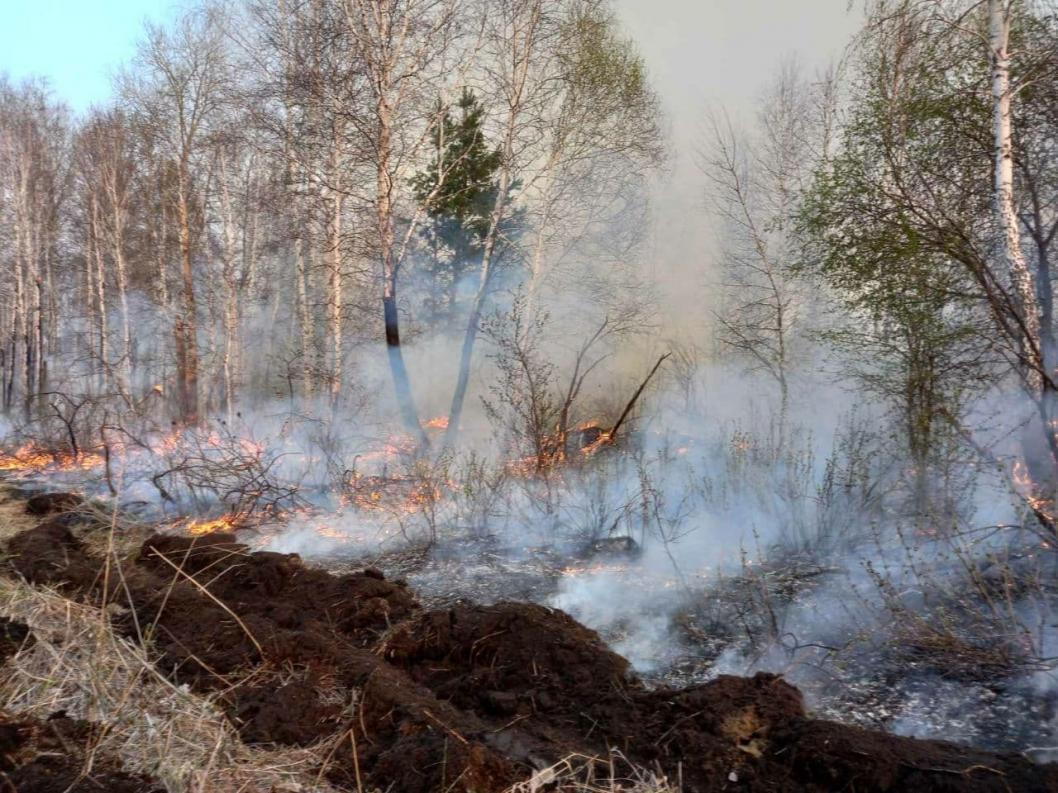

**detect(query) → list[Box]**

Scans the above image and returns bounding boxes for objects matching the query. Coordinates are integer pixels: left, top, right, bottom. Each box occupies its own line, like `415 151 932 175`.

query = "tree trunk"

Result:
442 161 514 450
990 0 1042 393
376 59 426 444
176 159 200 424
328 190 343 405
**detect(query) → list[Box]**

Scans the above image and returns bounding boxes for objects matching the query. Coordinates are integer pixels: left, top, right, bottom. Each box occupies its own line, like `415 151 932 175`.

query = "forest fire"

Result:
0 443 105 473
186 515 240 536
345 471 444 513
4 0 1058 787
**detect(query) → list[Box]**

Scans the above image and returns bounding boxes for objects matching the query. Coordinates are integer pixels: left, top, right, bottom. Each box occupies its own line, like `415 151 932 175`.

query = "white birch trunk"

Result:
990 0 1042 393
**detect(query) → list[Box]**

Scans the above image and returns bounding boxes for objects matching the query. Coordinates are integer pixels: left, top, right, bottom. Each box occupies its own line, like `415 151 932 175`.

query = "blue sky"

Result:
0 0 173 113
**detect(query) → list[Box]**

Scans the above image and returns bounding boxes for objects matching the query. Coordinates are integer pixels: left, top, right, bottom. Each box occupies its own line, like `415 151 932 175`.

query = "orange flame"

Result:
0 443 104 472
186 515 239 536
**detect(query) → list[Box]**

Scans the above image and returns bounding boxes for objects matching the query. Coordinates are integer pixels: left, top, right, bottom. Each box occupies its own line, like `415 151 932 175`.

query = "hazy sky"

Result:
614 1 861 322
0 0 861 324
2 1 859 117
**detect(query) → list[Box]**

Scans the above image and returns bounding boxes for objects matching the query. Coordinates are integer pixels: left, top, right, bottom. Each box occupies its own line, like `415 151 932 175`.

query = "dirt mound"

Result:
0 711 163 793
130 533 417 684
5 519 102 590
773 718 1058 792
383 604 809 789
5 516 1058 793
383 602 635 717
24 491 84 517
0 617 32 663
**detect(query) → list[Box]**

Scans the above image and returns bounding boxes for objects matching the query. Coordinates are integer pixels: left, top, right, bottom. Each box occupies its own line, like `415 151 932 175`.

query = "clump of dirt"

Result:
6 519 102 590
129 533 417 684
383 601 635 718
0 616 32 663
24 491 84 517
382 602 809 788
0 711 163 793
773 718 1058 792
5 516 1058 793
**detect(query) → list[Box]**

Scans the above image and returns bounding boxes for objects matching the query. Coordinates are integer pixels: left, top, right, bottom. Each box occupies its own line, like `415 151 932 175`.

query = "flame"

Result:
1012 458 1054 523
347 472 443 513
581 431 613 457
0 443 104 472
424 415 449 430
186 515 239 536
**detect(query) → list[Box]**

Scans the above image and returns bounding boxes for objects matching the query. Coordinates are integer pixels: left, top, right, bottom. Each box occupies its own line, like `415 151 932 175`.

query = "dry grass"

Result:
505 752 680 793
0 574 345 793
0 488 38 545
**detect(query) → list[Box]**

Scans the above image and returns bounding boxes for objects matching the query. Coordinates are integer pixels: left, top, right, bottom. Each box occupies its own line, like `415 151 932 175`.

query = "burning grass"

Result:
0 442 105 473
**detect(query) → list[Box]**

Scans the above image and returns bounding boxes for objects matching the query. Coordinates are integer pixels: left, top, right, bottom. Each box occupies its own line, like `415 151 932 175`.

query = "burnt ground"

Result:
320 531 1058 757
2 494 1058 792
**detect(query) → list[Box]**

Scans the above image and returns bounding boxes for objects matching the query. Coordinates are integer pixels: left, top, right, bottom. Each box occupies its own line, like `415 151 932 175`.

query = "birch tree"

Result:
340 0 463 442
442 0 661 449
127 6 231 424
74 110 137 398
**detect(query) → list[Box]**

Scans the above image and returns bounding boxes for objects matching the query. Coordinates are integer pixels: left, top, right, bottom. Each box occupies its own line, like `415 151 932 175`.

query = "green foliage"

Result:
794 5 1002 504
555 1 664 165
412 89 502 321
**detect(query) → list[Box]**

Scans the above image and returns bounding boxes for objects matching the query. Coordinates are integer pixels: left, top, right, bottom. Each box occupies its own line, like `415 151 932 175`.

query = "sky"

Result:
615 0 861 322
0 0 861 323
0 0 174 113
0 0 860 118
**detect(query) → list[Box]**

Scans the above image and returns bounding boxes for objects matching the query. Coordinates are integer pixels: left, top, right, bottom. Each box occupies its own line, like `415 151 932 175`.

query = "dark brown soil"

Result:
4 517 1058 793
24 491 84 517
0 617 32 664
0 711 163 793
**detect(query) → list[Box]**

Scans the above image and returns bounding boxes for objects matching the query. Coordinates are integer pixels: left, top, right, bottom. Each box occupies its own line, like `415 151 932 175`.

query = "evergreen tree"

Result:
413 89 502 323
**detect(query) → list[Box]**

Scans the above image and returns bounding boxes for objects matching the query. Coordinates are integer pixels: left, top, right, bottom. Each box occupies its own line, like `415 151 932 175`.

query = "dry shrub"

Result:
505 751 680 793
0 575 345 793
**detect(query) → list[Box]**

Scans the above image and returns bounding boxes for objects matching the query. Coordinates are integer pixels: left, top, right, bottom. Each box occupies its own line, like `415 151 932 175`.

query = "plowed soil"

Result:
3 496 1058 793
0 711 164 793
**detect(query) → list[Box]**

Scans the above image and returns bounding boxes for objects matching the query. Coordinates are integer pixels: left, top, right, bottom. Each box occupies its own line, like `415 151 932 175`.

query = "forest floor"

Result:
1 481 1058 791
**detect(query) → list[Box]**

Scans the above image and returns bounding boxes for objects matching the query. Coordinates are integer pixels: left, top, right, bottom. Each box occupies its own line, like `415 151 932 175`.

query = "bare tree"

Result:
126 6 231 424
703 62 831 436
339 0 465 443
0 78 69 418
443 0 662 449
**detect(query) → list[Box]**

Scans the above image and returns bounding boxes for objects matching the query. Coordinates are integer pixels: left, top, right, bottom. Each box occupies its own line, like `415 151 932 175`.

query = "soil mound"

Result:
0 711 163 793
24 491 84 517
773 718 1058 792
383 601 635 717
5 517 1058 792
0 617 32 664
6 519 100 590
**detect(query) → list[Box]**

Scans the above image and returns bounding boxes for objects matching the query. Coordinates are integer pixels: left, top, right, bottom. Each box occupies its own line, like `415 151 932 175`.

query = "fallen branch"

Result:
608 353 671 445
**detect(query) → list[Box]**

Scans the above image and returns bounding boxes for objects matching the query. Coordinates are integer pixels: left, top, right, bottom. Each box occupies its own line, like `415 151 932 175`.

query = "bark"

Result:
90 194 110 392
328 189 344 404
990 0 1042 393
218 152 240 421
442 161 514 449
175 157 200 424
371 7 426 445
104 153 133 397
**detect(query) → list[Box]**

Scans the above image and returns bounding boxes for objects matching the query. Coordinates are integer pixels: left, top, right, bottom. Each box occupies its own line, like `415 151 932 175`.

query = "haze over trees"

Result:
3 0 1058 779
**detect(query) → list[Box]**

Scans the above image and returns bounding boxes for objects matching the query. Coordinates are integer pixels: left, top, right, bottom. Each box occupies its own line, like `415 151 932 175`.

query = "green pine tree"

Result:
412 89 502 323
